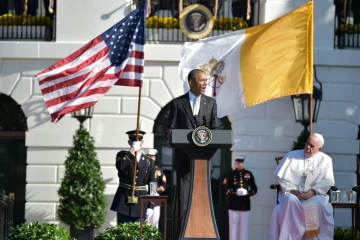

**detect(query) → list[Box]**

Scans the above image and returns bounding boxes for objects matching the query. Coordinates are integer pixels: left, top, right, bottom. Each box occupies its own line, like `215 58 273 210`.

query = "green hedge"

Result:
95 222 162 240
9 222 74 240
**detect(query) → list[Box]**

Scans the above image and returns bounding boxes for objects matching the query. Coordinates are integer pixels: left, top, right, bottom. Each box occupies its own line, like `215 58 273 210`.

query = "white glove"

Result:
131 141 141 151
146 208 154 218
236 188 248 196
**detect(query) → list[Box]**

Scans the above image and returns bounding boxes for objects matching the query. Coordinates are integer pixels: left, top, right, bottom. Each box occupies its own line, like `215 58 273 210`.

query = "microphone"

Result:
194 115 200 127
203 116 208 128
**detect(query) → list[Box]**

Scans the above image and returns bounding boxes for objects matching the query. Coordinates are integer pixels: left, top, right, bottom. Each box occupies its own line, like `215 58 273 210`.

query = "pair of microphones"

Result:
194 115 208 128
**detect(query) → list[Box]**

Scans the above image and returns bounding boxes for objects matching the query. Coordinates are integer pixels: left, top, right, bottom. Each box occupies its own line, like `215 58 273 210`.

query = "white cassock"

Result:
270 150 335 240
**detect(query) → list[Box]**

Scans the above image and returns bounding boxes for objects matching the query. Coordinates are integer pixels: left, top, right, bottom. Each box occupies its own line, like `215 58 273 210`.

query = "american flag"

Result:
35 1 147 123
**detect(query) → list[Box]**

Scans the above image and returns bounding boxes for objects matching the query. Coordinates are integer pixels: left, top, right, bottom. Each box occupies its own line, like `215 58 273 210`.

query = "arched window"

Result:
0 93 28 131
0 93 27 227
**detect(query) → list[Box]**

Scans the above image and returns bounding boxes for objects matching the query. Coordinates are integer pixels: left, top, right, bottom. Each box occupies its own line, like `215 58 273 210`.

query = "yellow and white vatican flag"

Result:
179 1 313 118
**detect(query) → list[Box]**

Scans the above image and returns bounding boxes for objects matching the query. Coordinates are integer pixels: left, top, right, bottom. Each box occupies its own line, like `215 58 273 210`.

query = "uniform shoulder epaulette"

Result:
116 150 128 161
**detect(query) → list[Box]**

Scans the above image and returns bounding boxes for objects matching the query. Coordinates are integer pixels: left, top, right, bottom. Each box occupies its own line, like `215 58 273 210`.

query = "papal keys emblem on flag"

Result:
199 57 227 97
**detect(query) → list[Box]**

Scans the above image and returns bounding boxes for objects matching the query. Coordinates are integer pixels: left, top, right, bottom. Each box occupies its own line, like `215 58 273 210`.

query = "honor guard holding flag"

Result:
146 149 167 229
223 155 257 240
110 130 157 224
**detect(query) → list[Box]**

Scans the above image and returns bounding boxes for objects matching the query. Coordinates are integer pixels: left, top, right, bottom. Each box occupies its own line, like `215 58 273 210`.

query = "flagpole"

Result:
179 0 183 15
309 94 313 135
146 0 151 18
129 86 143 204
309 0 314 135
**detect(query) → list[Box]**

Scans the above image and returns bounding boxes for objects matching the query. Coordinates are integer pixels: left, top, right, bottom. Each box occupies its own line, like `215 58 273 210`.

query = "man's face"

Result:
189 72 207 95
304 135 322 157
150 155 156 161
235 161 244 170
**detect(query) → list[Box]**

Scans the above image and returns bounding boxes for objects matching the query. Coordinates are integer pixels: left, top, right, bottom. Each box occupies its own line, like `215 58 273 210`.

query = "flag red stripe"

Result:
88 65 143 82
130 50 144 59
36 36 104 77
41 55 142 96
44 66 112 108
115 79 143 87
43 63 143 96
43 60 144 102
38 46 109 86
40 70 93 96
123 64 144 73
50 101 98 123
50 86 111 120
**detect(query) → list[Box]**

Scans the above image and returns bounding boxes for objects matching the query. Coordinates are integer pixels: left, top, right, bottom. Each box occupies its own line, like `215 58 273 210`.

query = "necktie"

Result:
193 97 200 116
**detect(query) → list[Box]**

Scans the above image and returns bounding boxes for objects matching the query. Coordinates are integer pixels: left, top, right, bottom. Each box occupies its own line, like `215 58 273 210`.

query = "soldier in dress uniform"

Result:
110 130 157 224
222 154 257 240
146 149 167 229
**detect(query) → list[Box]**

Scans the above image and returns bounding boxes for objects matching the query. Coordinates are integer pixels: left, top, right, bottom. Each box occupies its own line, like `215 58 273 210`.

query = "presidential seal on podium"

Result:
192 126 212 147
179 4 214 40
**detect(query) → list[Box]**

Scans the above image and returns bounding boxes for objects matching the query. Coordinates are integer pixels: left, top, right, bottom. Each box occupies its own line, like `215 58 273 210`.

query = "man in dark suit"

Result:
110 130 156 224
166 69 218 238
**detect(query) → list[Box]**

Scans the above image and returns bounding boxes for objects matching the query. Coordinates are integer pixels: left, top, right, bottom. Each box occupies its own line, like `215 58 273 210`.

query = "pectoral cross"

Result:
300 173 307 187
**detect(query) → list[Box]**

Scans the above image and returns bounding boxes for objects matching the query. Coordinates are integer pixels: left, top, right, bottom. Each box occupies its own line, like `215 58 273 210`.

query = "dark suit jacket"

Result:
166 92 218 179
110 151 156 217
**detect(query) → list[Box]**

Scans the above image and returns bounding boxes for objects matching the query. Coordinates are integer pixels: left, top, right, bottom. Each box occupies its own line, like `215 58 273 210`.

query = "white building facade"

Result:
0 0 359 238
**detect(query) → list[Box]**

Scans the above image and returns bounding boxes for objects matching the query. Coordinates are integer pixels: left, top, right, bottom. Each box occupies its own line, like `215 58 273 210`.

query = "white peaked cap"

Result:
235 154 246 160
313 133 324 147
146 149 158 156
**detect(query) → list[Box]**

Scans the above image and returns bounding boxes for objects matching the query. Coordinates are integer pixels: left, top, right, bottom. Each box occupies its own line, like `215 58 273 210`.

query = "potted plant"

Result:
9 222 74 240
95 222 163 240
58 128 107 240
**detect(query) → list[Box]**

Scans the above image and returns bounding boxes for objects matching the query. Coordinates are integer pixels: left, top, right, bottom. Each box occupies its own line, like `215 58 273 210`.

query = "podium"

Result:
169 129 233 240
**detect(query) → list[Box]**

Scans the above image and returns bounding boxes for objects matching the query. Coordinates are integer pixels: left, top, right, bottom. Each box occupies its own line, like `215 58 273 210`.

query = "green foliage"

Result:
95 222 163 240
58 129 107 230
291 129 310 150
334 227 360 240
9 222 74 240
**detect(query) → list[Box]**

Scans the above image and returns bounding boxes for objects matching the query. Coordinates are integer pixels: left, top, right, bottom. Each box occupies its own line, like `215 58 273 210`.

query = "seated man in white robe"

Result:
270 133 335 240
